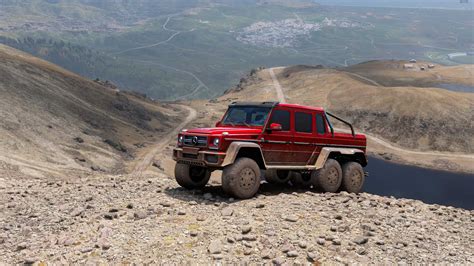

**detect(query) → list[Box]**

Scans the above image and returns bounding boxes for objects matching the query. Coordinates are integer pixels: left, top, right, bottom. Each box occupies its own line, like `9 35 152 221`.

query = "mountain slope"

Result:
344 60 474 88
0 44 181 177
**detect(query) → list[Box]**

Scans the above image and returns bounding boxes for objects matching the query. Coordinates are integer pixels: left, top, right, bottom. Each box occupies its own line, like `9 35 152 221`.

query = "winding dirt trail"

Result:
343 72 381 86
267 67 474 160
132 105 197 174
268 68 286 103
110 15 208 99
113 16 194 55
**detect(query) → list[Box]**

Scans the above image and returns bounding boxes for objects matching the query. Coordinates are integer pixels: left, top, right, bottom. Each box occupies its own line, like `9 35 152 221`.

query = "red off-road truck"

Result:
173 102 367 199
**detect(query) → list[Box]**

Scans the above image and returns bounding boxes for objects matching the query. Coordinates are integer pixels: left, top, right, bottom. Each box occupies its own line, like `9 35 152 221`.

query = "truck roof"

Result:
278 103 325 112
229 101 325 112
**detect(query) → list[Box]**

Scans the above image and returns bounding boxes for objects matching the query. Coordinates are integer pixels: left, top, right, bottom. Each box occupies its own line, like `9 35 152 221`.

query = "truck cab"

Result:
173 102 367 199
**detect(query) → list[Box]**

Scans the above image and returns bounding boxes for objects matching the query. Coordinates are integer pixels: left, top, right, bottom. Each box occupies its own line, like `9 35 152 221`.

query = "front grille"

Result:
183 135 208 147
178 160 206 167
183 153 198 159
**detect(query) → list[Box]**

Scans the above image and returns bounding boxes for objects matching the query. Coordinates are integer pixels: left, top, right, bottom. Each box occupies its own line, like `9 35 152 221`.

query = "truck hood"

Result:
185 127 262 135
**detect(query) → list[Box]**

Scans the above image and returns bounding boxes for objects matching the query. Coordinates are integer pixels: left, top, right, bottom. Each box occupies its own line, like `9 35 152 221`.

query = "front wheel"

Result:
222 158 261 199
312 159 342 192
174 163 211 189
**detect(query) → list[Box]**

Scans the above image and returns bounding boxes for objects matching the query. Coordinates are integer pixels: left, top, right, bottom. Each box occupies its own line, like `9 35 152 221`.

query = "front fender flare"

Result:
221 142 265 167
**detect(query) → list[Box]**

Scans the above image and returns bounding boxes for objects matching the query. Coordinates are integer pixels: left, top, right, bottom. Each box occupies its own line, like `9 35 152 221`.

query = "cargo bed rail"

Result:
325 112 355 138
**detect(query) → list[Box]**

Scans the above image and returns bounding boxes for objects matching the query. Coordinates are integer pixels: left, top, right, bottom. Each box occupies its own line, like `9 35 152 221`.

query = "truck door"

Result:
292 110 316 165
260 107 293 166
309 112 332 164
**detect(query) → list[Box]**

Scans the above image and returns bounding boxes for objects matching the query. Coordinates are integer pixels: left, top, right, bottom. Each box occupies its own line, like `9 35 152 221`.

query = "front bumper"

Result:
173 147 227 168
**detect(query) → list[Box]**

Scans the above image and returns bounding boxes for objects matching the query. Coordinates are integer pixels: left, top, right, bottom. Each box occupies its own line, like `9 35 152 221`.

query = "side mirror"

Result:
268 123 282 132
215 122 221 127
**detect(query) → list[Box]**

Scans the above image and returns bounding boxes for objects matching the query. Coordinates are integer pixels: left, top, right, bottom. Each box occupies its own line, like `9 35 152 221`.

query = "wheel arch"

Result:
315 147 367 169
222 142 266 169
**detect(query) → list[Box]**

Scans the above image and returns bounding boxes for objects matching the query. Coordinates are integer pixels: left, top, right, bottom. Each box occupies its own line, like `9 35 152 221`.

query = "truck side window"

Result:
295 112 312 133
269 110 290 131
316 113 326 134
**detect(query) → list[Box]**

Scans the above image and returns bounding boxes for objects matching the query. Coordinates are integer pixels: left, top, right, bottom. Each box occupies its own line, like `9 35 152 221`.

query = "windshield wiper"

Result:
233 122 251 127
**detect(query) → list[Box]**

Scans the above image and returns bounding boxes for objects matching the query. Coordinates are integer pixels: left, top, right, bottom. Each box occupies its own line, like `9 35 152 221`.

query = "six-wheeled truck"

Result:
173 102 368 199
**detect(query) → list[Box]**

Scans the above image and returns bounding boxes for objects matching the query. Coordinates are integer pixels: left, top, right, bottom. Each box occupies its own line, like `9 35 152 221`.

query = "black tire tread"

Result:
312 159 342 192
290 172 313 188
222 158 261 199
264 169 291 184
174 163 211 189
341 162 365 193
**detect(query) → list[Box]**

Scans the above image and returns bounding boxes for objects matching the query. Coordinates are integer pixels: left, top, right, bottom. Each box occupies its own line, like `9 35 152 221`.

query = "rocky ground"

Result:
1 171 473 264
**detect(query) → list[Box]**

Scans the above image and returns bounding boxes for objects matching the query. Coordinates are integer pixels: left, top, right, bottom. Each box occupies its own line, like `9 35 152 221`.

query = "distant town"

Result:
236 18 374 48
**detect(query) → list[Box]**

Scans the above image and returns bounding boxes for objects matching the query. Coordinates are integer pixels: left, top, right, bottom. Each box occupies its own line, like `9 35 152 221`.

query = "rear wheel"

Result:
312 159 342 192
290 171 313 188
222 158 261 199
264 169 291 184
174 163 211 189
341 162 365 193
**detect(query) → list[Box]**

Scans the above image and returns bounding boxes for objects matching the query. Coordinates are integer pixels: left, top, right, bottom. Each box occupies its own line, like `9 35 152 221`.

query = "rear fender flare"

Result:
314 147 366 169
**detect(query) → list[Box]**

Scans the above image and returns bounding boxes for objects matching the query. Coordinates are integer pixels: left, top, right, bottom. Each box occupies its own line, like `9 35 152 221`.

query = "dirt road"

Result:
113 16 193 55
132 104 197 174
268 68 286 103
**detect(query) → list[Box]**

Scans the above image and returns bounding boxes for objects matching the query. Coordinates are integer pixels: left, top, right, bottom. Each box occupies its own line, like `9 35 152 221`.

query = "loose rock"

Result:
208 240 222 254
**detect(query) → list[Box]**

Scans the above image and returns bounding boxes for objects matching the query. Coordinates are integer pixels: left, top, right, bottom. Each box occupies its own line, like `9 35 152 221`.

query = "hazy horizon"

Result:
316 0 473 9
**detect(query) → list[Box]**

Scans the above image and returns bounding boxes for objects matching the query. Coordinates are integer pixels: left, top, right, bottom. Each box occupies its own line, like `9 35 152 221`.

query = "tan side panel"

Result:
222 142 265 167
314 147 364 169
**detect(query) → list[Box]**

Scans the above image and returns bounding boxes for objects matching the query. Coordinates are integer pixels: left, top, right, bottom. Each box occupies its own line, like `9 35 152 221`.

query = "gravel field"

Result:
1 172 473 264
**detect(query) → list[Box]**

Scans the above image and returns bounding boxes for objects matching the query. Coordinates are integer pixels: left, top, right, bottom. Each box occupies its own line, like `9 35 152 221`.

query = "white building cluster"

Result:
236 18 373 48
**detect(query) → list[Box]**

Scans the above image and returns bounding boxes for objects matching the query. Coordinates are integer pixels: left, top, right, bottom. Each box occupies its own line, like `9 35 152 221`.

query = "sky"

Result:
315 0 473 9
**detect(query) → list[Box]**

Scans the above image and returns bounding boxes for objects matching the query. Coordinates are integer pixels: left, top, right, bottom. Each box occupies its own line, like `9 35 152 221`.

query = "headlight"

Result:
210 137 220 149
178 135 183 144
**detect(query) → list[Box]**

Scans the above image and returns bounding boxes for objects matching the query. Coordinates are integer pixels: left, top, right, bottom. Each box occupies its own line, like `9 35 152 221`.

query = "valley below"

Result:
0 0 473 263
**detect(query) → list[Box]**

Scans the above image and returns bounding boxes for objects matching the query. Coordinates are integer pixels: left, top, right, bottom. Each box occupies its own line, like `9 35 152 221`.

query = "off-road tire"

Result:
174 163 211 189
264 169 291 184
222 158 261 199
312 159 342 192
341 162 365 193
290 172 313 188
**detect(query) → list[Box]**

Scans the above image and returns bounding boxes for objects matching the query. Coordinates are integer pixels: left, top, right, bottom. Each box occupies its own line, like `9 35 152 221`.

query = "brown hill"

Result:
0 44 181 177
344 60 474 87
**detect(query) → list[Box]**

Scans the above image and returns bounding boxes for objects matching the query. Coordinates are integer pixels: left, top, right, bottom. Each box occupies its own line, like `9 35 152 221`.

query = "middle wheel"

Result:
222 157 261 199
312 159 342 192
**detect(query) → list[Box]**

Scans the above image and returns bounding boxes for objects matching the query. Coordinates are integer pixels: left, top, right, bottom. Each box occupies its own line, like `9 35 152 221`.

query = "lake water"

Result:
436 83 474 93
364 156 474 210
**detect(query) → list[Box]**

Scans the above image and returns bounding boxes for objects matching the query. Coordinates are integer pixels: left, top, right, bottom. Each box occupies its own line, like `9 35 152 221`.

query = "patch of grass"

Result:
104 139 127 153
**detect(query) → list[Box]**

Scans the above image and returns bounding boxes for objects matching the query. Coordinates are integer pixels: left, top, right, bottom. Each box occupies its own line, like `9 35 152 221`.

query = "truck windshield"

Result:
221 106 271 127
